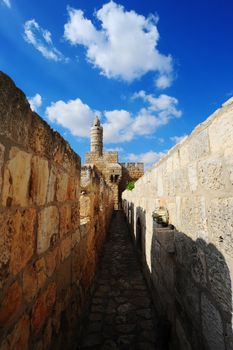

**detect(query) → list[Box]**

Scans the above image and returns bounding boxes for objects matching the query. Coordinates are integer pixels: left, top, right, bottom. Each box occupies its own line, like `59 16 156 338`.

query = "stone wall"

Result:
120 163 144 195
79 165 113 291
0 72 114 349
103 151 118 163
85 151 118 164
122 98 233 350
85 151 121 210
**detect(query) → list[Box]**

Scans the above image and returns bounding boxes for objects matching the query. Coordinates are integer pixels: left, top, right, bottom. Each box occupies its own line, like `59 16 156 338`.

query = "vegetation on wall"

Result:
126 181 135 190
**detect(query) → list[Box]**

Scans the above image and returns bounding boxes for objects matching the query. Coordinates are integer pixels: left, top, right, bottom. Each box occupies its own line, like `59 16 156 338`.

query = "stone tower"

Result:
90 116 103 156
85 116 144 209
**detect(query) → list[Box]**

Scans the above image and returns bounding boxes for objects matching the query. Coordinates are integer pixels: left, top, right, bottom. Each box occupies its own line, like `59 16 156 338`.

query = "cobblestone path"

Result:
78 210 163 350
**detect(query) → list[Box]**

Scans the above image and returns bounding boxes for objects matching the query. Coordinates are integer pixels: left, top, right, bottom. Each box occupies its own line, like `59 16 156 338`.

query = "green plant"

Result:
126 181 135 190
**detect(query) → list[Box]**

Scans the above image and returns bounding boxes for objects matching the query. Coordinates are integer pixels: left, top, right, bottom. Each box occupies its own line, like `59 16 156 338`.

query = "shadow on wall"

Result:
123 201 233 350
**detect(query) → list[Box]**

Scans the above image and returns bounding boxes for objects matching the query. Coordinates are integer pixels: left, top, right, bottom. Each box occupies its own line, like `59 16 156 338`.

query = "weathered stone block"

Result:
209 108 233 156
188 163 198 192
198 158 225 190
71 203 80 232
37 206 59 254
71 230 81 248
205 244 231 313
190 245 207 285
157 170 164 197
188 129 210 161
31 282 56 333
0 72 31 146
201 293 225 350
2 147 31 207
67 176 76 200
60 236 72 261
171 151 180 170
56 172 68 202
10 208 36 275
208 197 233 258
225 156 233 186
34 258 47 291
154 227 174 253
45 246 60 277
179 143 189 168
30 156 49 205
0 209 36 282
180 196 208 241
174 168 189 193
43 317 52 349
47 164 56 203
1 314 30 350
60 204 72 238
0 282 22 325
80 195 91 218
29 114 54 157
175 270 200 325
0 143 5 197
23 265 38 302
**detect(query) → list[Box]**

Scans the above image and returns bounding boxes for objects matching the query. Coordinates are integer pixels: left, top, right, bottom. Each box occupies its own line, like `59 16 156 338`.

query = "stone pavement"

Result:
78 210 164 350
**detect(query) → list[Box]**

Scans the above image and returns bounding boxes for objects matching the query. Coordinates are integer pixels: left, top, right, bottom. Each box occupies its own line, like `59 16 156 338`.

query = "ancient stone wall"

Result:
85 151 121 210
122 99 233 350
103 151 118 163
0 72 114 349
85 151 118 164
79 165 113 290
120 163 144 195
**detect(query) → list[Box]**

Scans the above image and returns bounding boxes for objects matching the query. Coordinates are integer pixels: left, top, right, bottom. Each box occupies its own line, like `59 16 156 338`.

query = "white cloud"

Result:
103 91 181 143
103 110 134 143
170 135 187 144
133 90 181 114
24 19 66 61
28 93 42 112
64 2 172 82
45 90 181 144
45 98 96 138
155 75 172 89
126 150 165 169
1 0 11 8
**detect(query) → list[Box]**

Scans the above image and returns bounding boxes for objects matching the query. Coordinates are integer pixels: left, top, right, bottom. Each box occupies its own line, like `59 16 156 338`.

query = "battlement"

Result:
121 162 144 171
103 151 118 163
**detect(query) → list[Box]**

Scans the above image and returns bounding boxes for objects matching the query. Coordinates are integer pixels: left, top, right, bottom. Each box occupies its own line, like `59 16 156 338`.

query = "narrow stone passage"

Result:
78 210 162 350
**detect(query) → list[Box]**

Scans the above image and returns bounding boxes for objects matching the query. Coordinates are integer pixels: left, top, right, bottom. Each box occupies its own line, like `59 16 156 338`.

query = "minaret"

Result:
90 116 103 156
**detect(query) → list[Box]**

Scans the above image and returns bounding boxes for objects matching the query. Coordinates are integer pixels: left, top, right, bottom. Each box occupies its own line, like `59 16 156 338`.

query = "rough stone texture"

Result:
30 156 49 205
201 293 225 350
208 197 233 258
1 314 30 350
188 129 210 161
56 171 68 202
2 147 32 207
0 208 36 286
37 206 59 254
0 282 22 325
0 143 5 198
198 158 225 191
0 72 114 349
31 282 56 333
46 164 56 203
122 100 233 350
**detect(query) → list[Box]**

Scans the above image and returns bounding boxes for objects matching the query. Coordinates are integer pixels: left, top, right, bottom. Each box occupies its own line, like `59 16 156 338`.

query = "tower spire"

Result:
90 115 103 156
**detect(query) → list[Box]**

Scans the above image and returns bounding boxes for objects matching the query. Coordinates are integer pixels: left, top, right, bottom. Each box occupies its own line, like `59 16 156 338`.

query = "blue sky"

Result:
0 0 233 168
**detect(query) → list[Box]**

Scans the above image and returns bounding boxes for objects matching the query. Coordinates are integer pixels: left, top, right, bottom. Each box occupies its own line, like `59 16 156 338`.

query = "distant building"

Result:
85 116 144 209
